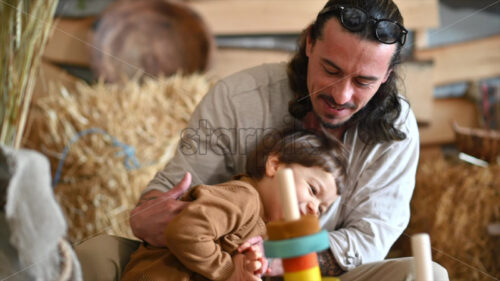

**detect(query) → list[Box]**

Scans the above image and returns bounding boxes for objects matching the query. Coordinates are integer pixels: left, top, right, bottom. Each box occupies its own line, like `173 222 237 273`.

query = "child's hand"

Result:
265 258 284 276
226 253 262 281
237 236 269 276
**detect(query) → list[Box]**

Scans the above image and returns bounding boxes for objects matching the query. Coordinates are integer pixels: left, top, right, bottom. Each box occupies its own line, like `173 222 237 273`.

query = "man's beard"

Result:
313 105 368 131
316 113 350 129
314 94 357 129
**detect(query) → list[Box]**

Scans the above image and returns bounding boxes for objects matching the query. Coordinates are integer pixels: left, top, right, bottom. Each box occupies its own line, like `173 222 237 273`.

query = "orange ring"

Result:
282 252 319 272
283 266 321 281
266 215 320 240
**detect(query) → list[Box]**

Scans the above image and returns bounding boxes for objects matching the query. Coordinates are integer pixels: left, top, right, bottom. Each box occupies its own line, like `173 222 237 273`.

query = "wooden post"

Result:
411 233 434 281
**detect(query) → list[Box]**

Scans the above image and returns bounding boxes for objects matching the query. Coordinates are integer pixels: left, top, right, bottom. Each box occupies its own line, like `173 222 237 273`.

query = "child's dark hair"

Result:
246 128 348 195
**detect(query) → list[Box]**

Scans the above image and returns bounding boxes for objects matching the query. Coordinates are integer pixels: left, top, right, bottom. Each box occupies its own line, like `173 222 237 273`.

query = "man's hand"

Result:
129 173 191 247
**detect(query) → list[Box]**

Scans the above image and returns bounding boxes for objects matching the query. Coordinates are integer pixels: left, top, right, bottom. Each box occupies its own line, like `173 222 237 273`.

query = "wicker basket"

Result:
453 122 500 162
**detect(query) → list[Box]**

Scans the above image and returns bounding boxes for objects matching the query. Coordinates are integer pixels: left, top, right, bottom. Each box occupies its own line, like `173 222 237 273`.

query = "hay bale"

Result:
403 153 500 281
22 74 211 243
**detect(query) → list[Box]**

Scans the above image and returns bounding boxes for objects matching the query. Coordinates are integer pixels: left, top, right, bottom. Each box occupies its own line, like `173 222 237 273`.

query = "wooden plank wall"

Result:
187 0 440 34
43 0 441 66
415 35 500 86
44 17 95 67
419 98 478 145
399 61 434 123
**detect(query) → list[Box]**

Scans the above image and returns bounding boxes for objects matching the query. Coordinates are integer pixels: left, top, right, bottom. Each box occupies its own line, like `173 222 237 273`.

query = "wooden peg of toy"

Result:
276 167 300 221
411 233 434 281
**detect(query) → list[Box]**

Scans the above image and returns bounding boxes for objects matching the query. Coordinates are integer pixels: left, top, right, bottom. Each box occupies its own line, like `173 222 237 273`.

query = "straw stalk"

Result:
0 0 58 147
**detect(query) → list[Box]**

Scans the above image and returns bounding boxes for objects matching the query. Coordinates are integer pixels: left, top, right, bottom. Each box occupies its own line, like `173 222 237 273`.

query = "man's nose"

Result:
330 78 354 105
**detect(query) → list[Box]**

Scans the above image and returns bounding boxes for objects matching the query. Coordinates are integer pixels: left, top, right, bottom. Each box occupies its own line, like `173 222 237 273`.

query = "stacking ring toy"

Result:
263 168 340 281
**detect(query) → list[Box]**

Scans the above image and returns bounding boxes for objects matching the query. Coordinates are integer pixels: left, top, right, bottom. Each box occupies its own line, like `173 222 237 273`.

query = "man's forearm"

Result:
317 249 345 277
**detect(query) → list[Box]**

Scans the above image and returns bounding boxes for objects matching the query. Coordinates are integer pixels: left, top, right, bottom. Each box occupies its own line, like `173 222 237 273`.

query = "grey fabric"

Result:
0 215 31 280
0 146 82 281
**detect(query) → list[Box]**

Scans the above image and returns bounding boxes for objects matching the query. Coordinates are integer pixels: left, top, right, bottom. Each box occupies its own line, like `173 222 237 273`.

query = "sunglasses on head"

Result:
318 5 408 45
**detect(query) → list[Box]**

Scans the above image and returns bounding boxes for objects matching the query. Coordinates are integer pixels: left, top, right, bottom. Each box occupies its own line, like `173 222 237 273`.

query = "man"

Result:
76 0 449 280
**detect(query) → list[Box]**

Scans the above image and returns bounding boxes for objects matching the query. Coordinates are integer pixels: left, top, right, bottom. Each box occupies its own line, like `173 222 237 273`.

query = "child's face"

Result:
288 164 338 217
262 156 339 221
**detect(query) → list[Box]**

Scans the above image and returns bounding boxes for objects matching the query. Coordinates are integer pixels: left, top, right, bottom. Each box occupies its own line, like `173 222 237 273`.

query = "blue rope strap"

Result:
52 128 143 188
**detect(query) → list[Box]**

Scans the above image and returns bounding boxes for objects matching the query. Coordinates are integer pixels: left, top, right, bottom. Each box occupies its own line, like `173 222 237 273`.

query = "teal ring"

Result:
263 230 330 258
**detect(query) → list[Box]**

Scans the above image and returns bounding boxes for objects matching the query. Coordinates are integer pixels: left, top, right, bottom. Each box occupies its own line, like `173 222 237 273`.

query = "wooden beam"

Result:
207 48 291 80
415 35 500 86
399 61 434 123
187 0 439 35
414 29 429 50
43 17 95 66
33 61 79 99
397 0 440 30
419 98 478 145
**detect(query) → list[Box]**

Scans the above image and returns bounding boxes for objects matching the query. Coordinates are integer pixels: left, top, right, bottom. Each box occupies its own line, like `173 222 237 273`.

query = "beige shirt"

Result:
145 63 420 270
123 177 266 281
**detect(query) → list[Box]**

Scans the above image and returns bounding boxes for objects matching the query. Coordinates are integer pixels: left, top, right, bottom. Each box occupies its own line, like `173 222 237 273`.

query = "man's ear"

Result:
265 154 281 177
382 68 393 83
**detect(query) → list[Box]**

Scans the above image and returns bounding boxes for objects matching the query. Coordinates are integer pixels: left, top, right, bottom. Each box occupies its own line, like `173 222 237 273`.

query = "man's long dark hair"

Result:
288 0 407 144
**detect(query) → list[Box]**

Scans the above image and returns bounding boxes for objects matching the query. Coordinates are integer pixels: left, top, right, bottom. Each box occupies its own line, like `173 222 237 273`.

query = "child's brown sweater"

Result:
121 176 266 281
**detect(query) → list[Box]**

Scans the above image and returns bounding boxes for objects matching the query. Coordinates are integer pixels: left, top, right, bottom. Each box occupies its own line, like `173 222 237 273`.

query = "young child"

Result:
121 129 347 281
